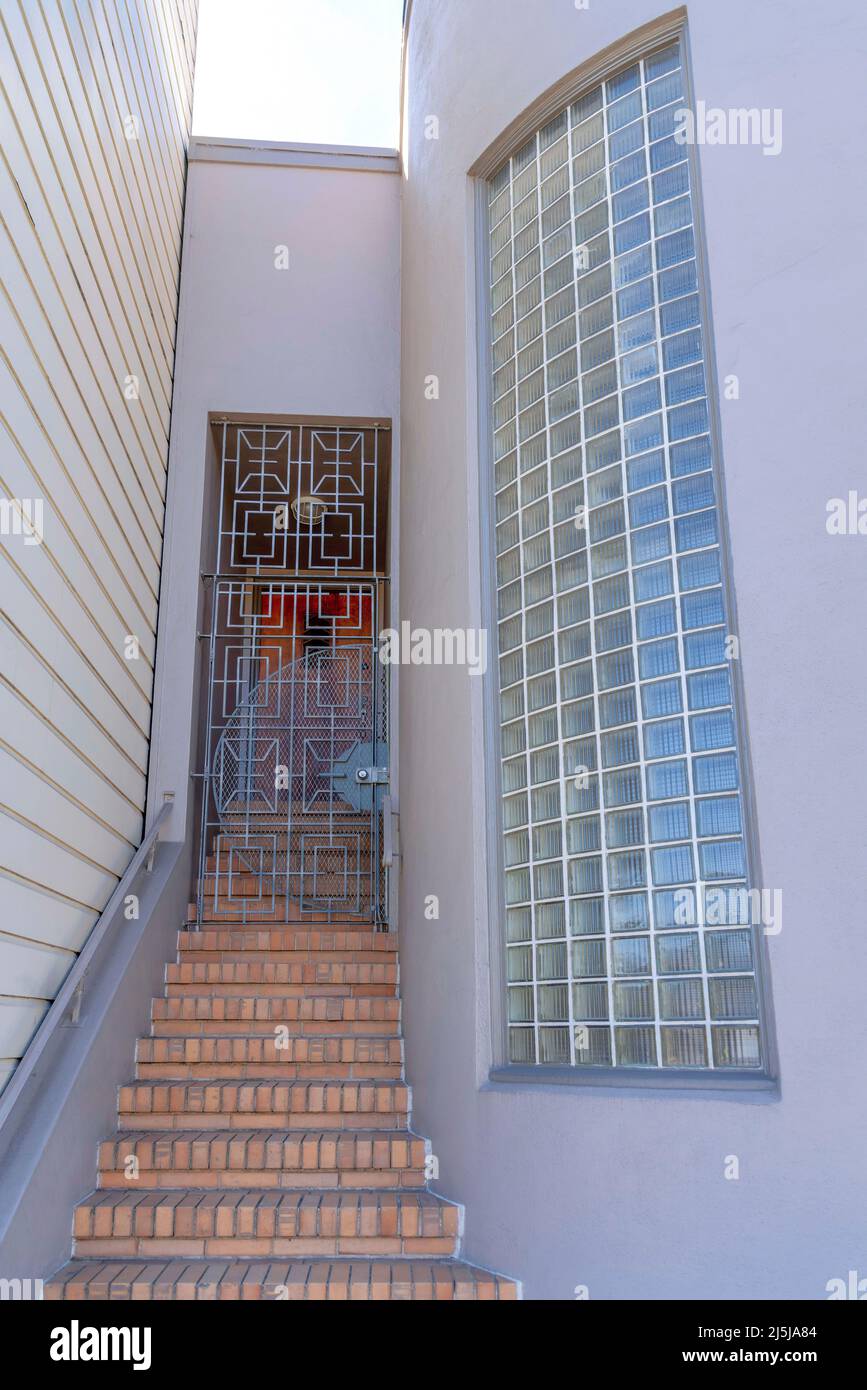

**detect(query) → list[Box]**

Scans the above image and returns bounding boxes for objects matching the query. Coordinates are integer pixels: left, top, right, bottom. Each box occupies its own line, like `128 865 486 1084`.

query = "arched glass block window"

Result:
486 38 767 1072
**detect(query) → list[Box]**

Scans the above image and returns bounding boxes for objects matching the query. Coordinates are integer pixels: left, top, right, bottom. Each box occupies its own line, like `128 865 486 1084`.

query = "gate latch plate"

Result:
356 766 388 785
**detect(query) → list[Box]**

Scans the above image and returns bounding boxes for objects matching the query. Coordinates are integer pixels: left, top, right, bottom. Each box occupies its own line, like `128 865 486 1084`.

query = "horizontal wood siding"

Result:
0 0 198 1089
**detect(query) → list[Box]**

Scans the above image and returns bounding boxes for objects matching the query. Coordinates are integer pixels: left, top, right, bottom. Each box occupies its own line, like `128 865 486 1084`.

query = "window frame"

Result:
471 17 778 1090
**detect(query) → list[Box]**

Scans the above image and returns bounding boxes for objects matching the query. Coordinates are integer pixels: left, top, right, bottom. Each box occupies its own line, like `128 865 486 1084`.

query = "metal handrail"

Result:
0 796 174 1137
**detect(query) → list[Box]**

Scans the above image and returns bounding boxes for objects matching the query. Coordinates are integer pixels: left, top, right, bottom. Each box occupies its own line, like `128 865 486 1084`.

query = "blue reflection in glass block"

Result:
614 212 651 254
625 413 664 457
631 520 671 564
652 162 690 203
642 678 683 718
649 801 691 842
679 549 721 590
645 44 681 82
669 433 711 478
668 400 709 441
600 688 638 729
645 758 688 799
654 887 695 928
616 245 653 288
643 716 685 758
609 119 646 164
617 277 655 320
684 627 727 669
618 309 656 353
681 588 725 630
687 668 731 710
650 137 682 172
690 710 734 751
663 329 702 371
657 228 695 269
637 598 676 639
604 767 643 805
665 363 706 407
646 70 683 110
675 508 718 552
638 638 679 680
693 753 739 793
696 796 742 836
621 344 659 385
607 63 641 101
611 149 647 191
654 195 692 236
659 260 698 302
608 90 643 129
623 379 662 421
648 102 680 143
673 472 715 514
627 450 666 491
633 559 673 600
699 839 746 880
651 843 695 885
613 181 649 223
660 293 701 336
629 486 668 529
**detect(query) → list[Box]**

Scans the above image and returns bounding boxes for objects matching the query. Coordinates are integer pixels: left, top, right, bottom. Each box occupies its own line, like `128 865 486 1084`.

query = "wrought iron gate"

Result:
196 422 390 927
198 578 387 925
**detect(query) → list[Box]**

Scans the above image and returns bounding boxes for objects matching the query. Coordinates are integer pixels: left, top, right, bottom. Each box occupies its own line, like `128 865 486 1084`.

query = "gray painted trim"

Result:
488 1065 779 1097
471 20 780 1089
190 137 401 174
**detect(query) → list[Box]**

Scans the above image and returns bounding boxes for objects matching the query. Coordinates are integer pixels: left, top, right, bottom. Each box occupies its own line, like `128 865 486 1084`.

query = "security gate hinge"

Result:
355 766 388 785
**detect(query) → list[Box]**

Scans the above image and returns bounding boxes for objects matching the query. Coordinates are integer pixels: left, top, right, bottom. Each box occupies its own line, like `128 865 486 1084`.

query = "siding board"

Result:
0 0 197 1090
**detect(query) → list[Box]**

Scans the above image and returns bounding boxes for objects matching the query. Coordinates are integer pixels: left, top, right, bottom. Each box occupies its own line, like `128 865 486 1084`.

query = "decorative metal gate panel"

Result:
198 578 387 924
196 423 390 927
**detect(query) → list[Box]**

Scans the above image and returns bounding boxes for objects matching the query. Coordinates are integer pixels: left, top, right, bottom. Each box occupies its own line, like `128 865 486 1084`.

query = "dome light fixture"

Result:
291 494 329 525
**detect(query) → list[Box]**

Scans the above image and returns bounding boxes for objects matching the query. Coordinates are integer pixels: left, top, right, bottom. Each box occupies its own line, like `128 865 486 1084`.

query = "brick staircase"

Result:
46 915 518 1300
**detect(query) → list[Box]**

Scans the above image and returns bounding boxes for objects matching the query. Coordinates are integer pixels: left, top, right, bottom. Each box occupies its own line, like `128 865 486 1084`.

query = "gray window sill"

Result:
487 1064 779 1099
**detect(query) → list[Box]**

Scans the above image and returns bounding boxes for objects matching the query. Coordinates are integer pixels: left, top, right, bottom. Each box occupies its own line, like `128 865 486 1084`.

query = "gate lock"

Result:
328 741 389 812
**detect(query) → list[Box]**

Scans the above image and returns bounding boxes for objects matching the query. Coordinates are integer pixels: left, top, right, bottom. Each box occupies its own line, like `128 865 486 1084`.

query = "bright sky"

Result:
192 0 404 148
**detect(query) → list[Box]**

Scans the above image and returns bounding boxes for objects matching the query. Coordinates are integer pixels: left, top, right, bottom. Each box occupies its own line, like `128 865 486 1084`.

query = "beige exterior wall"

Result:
0 1 197 1091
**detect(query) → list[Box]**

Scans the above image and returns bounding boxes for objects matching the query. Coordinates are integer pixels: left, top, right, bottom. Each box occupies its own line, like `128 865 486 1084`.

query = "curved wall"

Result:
399 0 867 1297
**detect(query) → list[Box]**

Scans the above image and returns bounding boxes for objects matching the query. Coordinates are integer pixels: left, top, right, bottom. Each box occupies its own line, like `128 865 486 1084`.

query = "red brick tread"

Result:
46 1258 519 1300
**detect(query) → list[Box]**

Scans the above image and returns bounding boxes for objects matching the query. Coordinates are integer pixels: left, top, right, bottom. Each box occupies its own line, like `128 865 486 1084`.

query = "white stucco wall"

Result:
0 0 197 1093
146 140 402 844
399 0 867 1297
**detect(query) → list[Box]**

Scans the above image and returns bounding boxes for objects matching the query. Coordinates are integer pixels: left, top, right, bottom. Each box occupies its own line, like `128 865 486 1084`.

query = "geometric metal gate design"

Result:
196 423 390 926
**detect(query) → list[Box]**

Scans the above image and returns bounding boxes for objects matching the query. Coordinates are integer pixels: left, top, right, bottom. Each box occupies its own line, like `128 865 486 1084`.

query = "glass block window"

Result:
487 39 764 1072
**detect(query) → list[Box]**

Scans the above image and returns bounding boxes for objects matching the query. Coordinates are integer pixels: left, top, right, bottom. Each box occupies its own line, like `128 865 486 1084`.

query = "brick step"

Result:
165 984 395 1001
178 928 393 953
118 1079 410 1131
46 1258 519 1300
97 1130 427 1190
199 878 375 901
71 1189 459 1259
188 903 374 925
150 996 401 1036
203 857 375 876
172 949 396 969
135 1034 403 1080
